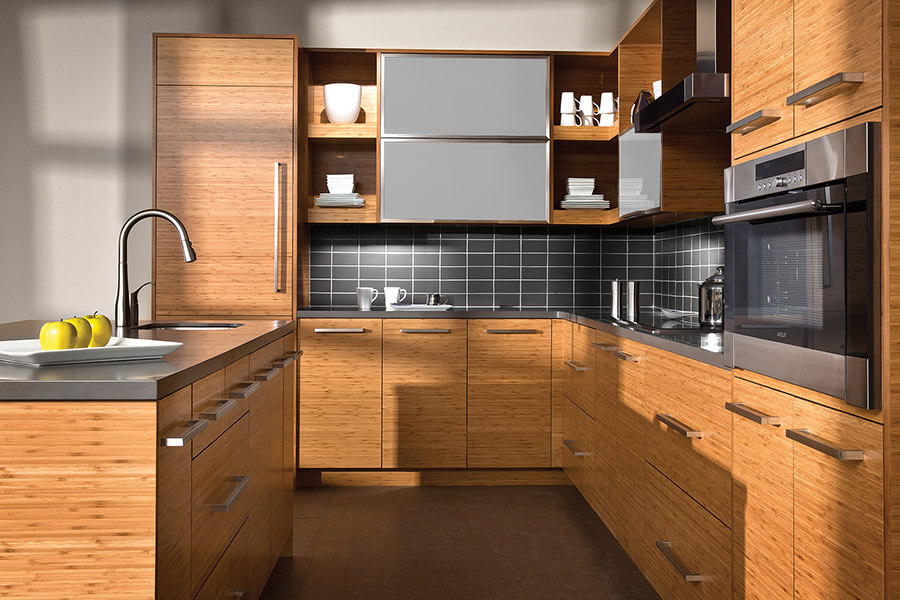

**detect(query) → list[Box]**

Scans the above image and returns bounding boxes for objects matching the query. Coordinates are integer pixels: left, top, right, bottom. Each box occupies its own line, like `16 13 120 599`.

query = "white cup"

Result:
581 114 600 127
356 287 378 311
598 113 615 127
323 83 362 124
560 112 583 126
598 92 615 115
384 286 408 309
652 80 663 99
560 91 576 114
579 95 601 116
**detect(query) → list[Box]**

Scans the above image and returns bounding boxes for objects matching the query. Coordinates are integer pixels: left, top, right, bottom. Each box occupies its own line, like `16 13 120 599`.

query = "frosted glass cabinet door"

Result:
381 54 549 137
381 140 549 222
618 126 662 219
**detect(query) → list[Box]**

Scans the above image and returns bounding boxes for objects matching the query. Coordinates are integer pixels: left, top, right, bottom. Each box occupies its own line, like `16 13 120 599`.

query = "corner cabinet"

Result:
153 34 297 319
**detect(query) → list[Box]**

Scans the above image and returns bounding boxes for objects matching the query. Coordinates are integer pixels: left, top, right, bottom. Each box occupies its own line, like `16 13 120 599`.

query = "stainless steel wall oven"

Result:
714 122 880 409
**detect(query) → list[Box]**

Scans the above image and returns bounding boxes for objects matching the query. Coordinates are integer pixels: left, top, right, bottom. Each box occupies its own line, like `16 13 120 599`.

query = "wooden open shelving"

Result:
306 195 378 223
307 84 377 139
552 123 619 142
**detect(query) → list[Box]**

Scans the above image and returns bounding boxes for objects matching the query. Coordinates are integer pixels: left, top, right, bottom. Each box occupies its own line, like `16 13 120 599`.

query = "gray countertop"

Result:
0 319 294 401
297 307 726 368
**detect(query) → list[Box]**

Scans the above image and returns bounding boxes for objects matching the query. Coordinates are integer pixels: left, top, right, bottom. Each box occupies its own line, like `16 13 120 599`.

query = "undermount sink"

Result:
137 322 244 331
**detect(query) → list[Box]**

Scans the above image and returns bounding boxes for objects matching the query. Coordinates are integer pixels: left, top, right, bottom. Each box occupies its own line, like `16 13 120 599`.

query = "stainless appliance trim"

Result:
711 198 837 225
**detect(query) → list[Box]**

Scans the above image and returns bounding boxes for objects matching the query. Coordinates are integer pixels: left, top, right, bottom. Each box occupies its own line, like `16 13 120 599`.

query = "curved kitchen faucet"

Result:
115 209 196 335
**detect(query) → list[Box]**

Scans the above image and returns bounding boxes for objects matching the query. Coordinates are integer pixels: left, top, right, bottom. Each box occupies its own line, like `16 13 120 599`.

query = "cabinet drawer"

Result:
156 36 294 86
551 319 574 467
193 520 249 600
645 348 732 526
561 396 595 504
299 319 383 468
382 319 467 468
644 466 732 600
564 324 596 419
792 399 884 600
192 415 251 595
192 367 249 458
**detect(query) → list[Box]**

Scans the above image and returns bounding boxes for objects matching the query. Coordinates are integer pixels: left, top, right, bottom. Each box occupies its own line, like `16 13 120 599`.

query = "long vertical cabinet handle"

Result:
274 161 283 293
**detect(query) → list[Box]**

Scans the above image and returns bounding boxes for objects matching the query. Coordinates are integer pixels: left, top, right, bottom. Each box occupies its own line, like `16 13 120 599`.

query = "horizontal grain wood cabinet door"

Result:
156 36 294 86
298 319 383 468
382 319 467 468
193 521 249 600
155 84 294 318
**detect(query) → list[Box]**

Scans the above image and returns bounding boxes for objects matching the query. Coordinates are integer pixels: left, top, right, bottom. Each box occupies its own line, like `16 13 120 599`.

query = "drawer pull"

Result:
400 328 451 334
563 439 590 457
160 419 209 447
656 413 703 438
314 328 365 333
612 350 640 363
228 381 259 399
254 366 281 381
230 592 250 599
786 72 864 107
655 541 706 582
725 402 782 426
211 475 252 512
591 343 620 352
786 429 864 461
725 109 781 135
273 352 301 368
199 398 237 421
564 360 590 372
485 329 539 334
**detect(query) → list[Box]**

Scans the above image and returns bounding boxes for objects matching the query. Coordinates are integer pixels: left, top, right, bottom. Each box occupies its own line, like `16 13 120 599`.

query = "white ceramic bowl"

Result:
323 83 362 124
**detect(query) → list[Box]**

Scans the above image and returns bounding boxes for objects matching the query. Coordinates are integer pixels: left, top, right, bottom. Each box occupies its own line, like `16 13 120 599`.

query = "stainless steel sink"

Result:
136 322 243 331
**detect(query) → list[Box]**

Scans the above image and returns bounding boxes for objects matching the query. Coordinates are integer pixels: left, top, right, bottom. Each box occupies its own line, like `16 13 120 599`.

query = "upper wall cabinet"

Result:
381 54 549 138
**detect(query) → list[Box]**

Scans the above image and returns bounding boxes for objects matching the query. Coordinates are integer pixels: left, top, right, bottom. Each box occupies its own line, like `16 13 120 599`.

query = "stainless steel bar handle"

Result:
656 413 704 438
485 329 539 334
400 329 451 334
273 161 282 293
592 343 620 352
786 429 864 461
786 72 864 107
711 198 836 226
254 366 282 382
228 381 260 400
564 360 590 372
199 398 238 421
725 109 781 135
612 350 639 363
273 352 301 368
725 401 782 426
655 541 706 582
211 475 252 512
160 419 209 447
563 439 590 457
314 328 366 333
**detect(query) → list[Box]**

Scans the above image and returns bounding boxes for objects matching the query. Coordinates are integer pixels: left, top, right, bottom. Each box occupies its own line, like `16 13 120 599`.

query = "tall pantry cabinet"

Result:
153 35 297 319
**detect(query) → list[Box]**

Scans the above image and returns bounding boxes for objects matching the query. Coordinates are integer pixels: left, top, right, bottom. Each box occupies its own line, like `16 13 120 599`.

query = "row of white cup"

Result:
561 92 616 127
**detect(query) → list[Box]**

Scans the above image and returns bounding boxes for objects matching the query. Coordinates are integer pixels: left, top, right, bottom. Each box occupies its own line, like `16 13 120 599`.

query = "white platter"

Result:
387 304 453 311
0 337 183 367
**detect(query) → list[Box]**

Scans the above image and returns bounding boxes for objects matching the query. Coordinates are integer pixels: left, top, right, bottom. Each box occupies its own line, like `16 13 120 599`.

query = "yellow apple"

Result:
83 312 112 348
39 320 77 350
64 316 92 348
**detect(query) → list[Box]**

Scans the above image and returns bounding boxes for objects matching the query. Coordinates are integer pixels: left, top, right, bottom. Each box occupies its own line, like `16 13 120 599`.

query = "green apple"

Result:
83 312 112 348
39 320 77 350
64 316 92 348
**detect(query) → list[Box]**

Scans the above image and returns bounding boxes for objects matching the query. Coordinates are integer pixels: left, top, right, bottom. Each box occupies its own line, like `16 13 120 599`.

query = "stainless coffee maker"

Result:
698 267 724 328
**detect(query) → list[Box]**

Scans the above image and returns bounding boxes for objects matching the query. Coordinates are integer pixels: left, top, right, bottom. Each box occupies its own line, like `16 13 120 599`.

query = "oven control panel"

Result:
755 169 805 193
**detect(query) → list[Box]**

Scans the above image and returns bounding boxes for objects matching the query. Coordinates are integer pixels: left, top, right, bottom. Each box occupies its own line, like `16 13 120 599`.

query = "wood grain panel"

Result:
191 415 251 596
793 0 883 137
192 367 248 458
645 347 733 526
591 330 620 523
0 401 158 599
551 319 573 467
307 84 377 138
467 320 551 467
567 323 597 419
793 399 884 600
156 36 295 86
316 469 571 486
155 84 294 318
382 320 467 468
193 522 249 600
562 396 597 508
277 334 297 557
731 377 794 600
156 387 193 600
661 131 730 213
643 464 732 600
307 139 378 224
731 0 795 159
888 4 900 595
298 319 383 468
618 43 661 136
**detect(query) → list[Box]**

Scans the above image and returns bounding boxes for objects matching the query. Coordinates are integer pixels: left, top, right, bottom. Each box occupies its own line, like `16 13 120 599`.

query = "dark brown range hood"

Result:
633 0 730 133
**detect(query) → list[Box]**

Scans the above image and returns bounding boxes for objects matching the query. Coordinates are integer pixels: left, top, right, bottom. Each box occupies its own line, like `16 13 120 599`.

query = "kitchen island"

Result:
0 319 296 600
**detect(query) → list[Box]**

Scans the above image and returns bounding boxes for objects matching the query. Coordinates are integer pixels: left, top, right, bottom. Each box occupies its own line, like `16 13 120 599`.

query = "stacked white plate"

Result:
619 177 648 211
315 193 365 207
566 177 595 195
326 174 355 194
562 177 609 209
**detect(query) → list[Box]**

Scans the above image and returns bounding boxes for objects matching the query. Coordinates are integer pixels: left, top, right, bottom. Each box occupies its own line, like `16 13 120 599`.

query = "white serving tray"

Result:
387 304 453 311
0 337 183 367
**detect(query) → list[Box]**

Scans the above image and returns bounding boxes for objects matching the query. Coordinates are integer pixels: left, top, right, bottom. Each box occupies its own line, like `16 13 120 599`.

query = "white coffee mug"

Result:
560 91 576 114
560 112 583 126
384 286 408 310
598 92 615 115
598 112 615 127
356 287 378 311
579 95 601 116
581 114 600 127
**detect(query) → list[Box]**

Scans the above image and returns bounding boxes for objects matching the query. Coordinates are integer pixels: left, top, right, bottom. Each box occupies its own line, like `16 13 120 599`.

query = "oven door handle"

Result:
711 198 838 225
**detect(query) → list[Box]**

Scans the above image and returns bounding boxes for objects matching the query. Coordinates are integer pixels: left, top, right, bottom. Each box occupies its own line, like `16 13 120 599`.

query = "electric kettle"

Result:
698 266 724 328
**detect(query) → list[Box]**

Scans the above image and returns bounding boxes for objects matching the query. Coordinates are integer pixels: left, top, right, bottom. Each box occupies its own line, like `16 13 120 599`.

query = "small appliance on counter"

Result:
698 267 724 328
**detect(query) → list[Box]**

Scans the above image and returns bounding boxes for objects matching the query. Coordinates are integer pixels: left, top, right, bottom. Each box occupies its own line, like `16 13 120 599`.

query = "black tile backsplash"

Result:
307 217 723 313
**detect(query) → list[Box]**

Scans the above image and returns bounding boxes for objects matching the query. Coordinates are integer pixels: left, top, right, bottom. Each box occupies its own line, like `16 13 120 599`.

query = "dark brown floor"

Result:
260 485 660 600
